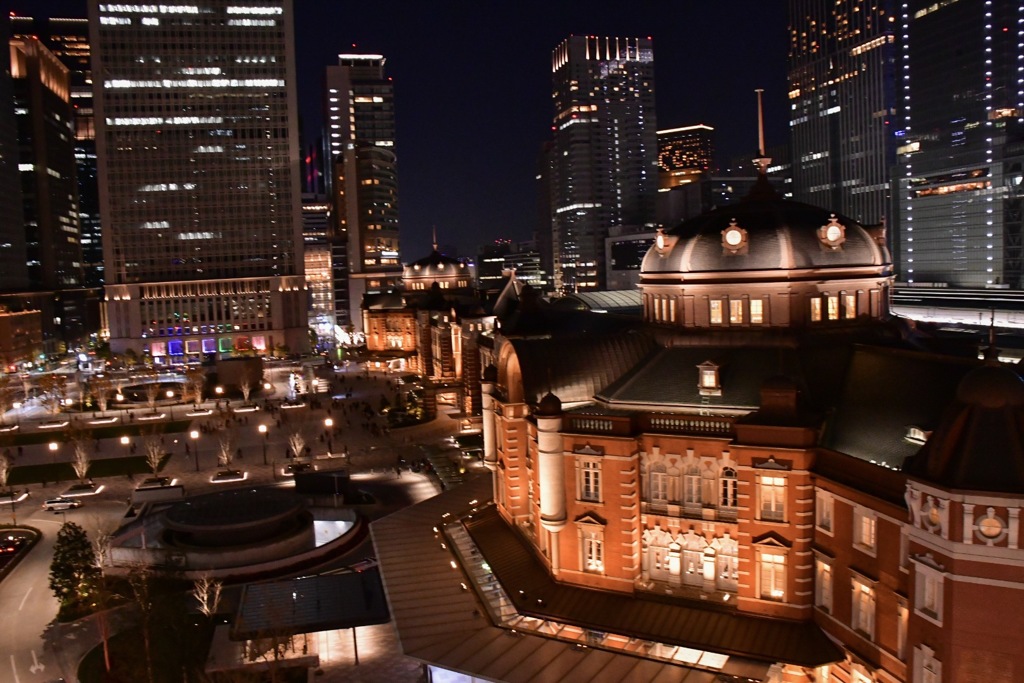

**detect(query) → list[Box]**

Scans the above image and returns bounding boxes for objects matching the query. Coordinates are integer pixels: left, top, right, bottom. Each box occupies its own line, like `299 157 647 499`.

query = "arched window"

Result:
649 463 668 503
684 465 701 505
720 467 738 508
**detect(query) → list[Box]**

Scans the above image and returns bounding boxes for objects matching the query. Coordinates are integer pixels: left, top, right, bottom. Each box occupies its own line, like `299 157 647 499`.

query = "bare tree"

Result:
286 427 307 461
126 563 155 683
91 527 114 673
184 368 206 406
192 573 222 619
20 373 31 402
137 367 160 413
217 428 236 468
0 374 14 424
72 440 91 482
142 432 163 476
37 374 68 415
0 452 8 492
238 371 258 405
88 375 113 413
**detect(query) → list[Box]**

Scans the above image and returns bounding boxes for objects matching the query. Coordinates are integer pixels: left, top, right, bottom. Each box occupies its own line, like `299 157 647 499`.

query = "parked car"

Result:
42 497 82 512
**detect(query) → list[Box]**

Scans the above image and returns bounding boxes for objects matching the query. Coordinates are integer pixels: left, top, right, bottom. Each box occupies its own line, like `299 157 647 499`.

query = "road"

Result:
0 362 465 682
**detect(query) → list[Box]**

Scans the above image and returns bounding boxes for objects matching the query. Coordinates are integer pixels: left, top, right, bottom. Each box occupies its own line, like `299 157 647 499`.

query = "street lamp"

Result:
190 429 200 472
48 441 58 464
258 424 268 465
120 435 129 458
324 417 334 455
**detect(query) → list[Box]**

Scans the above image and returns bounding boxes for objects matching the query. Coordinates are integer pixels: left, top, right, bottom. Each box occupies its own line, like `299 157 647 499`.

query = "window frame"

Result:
853 506 878 555
578 458 602 503
850 575 877 640
758 550 787 601
815 490 834 534
758 474 787 522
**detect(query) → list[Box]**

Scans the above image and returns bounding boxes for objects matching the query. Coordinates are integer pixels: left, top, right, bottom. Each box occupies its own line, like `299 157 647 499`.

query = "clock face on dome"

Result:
656 232 666 250
724 228 743 246
819 216 846 248
721 221 747 253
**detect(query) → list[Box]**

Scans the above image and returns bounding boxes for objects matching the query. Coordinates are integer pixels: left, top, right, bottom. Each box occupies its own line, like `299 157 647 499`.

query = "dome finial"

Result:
432 225 438 252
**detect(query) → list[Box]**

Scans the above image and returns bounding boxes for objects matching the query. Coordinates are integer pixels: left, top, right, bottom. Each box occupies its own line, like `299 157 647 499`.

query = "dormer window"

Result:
818 215 846 249
698 360 721 396
905 426 931 445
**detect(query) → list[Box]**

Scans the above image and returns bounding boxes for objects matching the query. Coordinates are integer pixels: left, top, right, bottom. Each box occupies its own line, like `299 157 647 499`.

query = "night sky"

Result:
17 1 789 260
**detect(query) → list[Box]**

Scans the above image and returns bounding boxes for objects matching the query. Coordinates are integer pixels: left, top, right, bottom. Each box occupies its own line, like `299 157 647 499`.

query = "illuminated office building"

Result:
657 124 713 189
788 0 897 226
550 36 658 293
10 35 83 291
13 15 104 288
89 0 307 359
0 19 29 293
896 1 1024 289
324 53 401 332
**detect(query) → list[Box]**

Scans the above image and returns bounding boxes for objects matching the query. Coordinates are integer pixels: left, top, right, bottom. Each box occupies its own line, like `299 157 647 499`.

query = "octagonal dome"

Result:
642 192 888 278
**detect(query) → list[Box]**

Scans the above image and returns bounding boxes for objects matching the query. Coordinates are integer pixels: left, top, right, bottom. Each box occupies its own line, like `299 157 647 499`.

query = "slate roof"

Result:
372 475 729 682
510 330 657 405
551 289 643 316
463 504 843 669
903 363 1024 493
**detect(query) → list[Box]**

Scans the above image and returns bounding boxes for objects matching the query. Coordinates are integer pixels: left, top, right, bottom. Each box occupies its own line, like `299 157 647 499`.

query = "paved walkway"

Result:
12 365 466 682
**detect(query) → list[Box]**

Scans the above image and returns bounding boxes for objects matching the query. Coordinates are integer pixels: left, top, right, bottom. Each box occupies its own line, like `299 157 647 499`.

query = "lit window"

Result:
851 577 876 639
853 507 877 553
760 552 786 600
844 293 856 319
582 528 604 572
684 466 701 505
827 295 839 320
729 299 744 324
815 558 833 612
759 475 786 522
580 460 601 502
810 297 822 321
750 298 764 324
816 490 834 533
710 299 723 324
649 466 669 502
897 600 909 658
914 645 942 683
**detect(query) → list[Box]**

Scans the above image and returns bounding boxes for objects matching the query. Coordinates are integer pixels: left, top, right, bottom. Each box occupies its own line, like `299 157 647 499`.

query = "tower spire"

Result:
753 88 772 176
432 225 438 252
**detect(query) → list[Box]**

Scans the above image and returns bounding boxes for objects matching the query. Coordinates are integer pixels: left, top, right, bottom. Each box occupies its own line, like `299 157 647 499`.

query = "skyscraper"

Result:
896 1 1024 289
324 53 400 332
788 0 897 226
657 124 714 189
549 36 657 293
0 19 29 293
10 35 83 291
89 0 306 358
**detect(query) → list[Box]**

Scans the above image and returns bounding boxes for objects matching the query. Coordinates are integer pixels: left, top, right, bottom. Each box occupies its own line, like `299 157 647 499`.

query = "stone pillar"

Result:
481 365 498 472
536 393 566 534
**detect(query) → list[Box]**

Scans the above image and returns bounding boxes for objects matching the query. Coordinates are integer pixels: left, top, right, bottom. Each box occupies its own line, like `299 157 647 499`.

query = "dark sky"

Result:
16 1 790 260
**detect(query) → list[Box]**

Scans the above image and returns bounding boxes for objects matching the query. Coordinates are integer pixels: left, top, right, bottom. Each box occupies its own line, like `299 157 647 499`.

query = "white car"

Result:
42 498 82 512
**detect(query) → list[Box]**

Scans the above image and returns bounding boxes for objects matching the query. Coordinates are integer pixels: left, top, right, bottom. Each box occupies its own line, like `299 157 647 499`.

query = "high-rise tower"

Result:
896 1 1024 289
787 0 897 226
10 35 83 291
324 53 400 332
0 19 29 293
89 0 306 358
549 36 657 293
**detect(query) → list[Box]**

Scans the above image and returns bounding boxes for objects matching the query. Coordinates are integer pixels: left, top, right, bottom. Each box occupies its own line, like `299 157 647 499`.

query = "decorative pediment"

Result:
752 530 792 548
574 511 607 527
753 456 791 471
574 443 604 456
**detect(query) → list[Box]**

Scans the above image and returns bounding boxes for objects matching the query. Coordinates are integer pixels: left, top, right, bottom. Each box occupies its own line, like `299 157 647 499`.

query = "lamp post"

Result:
190 429 200 472
120 435 129 459
258 424 268 465
324 417 334 455
48 441 58 465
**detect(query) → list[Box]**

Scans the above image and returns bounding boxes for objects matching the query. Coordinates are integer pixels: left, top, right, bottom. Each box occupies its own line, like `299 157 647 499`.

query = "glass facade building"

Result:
788 0 897 227
550 36 657 293
896 0 1024 288
89 0 306 357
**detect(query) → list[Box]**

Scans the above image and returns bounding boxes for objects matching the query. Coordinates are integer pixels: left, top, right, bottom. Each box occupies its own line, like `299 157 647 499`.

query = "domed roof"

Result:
535 392 562 417
903 363 1024 493
641 188 887 277
404 249 467 279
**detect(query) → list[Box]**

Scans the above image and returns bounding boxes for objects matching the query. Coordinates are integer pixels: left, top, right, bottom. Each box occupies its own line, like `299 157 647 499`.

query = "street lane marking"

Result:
18 586 31 611
9 654 19 683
